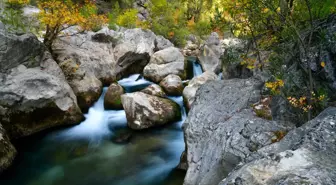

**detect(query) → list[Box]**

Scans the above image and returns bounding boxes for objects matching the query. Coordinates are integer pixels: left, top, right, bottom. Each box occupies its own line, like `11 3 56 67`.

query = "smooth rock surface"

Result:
0 123 16 173
104 83 125 110
197 32 223 73
159 74 184 96
140 84 166 98
0 29 83 139
182 71 217 110
220 107 336 185
143 47 186 83
182 78 288 185
121 92 181 130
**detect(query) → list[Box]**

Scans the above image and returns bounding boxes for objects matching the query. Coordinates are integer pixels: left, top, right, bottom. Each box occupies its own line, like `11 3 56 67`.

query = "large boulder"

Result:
104 83 125 110
182 71 217 110
53 31 115 112
140 84 166 98
143 47 186 83
0 123 16 173
197 32 223 73
220 107 336 185
159 74 184 96
121 92 181 130
0 30 83 139
154 35 173 51
182 78 294 185
113 28 157 79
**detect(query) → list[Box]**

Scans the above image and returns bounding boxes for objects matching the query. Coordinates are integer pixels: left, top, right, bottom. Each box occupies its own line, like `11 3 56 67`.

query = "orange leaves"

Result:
168 31 175 39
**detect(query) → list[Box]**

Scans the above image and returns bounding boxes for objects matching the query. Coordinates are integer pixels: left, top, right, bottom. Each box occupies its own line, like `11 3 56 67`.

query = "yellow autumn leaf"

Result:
321 61 326 68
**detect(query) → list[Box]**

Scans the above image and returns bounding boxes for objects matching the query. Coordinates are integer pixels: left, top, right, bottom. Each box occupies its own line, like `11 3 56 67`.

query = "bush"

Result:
116 8 138 29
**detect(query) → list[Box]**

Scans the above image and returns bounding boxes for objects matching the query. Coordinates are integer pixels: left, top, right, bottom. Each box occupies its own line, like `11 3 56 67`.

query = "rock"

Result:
159 74 184 96
140 84 166 98
0 55 84 138
113 28 157 79
182 71 217 110
197 32 223 73
0 30 45 73
133 0 150 20
0 123 16 173
182 78 291 185
183 40 200 56
104 83 125 110
0 29 83 138
121 92 181 130
154 35 174 51
54 32 115 112
221 38 252 79
143 47 186 83
220 107 336 185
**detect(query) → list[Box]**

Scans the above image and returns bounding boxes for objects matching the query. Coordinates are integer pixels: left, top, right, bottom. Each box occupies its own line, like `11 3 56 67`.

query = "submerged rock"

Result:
121 92 181 130
143 47 186 83
159 74 184 96
220 107 336 185
104 83 125 110
0 30 83 138
140 84 166 98
0 123 16 173
182 78 292 185
182 71 217 110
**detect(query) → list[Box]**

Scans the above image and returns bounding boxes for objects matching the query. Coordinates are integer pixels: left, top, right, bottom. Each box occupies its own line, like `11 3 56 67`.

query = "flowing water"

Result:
0 60 203 185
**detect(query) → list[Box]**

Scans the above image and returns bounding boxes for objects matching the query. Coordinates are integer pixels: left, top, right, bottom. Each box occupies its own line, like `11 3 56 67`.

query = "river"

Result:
0 58 203 185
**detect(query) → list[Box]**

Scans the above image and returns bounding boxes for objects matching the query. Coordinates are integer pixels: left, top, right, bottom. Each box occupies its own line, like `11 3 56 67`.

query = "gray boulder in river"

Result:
159 74 184 96
0 29 83 138
104 83 125 110
182 71 217 110
143 47 186 83
140 84 167 98
182 78 294 185
121 92 181 130
0 123 16 173
220 107 336 185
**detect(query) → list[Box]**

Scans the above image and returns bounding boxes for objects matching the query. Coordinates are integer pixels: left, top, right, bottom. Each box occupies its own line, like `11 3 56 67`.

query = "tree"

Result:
38 0 107 51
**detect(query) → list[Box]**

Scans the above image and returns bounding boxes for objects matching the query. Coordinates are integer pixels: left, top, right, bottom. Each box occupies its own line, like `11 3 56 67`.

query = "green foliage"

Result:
116 8 138 29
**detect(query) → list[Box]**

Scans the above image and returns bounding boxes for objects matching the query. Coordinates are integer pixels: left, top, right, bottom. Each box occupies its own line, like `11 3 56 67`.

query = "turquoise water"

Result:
0 62 203 185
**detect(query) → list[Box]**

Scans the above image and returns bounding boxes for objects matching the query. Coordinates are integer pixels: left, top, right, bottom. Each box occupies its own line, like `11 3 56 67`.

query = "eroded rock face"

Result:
197 32 223 73
104 83 125 110
0 30 83 140
220 107 336 185
0 54 84 138
140 84 166 98
113 28 157 79
143 47 186 83
159 74 184 96
182 71 217 110
0 30 44 73
121 92 181 130
182 78 292 185
0 123 16 173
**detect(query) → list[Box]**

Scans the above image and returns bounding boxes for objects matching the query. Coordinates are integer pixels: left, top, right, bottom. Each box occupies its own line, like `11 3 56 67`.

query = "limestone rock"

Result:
220 107 336 185
0 123 16 173
141 84 166 98
121 92 181 130
159 74 184 96
143 47 186 83
104 83 125 110
182 71 217 110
